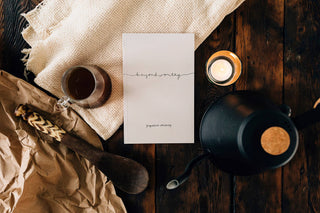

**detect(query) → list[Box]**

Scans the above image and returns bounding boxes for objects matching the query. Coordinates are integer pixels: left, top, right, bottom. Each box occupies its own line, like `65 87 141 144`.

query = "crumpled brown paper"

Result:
0 71 126 212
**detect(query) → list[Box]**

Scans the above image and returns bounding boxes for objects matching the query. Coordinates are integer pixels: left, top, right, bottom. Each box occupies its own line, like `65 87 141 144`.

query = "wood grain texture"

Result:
234 0 284 212
0 0 40 80
105 127 156 213
1 0 320 212
155 13 236 213
283 0 320 212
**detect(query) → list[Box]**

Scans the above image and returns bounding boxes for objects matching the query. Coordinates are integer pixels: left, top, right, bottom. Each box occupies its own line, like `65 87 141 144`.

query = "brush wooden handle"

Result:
61 133 149 194
15 104 149 194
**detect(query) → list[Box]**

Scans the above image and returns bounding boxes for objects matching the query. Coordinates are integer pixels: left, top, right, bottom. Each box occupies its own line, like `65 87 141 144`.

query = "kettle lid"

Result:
238 110 299 170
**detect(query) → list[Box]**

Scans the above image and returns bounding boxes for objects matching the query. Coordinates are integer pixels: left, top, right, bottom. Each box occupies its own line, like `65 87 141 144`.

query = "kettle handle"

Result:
293 98 320 130
166 152 211 190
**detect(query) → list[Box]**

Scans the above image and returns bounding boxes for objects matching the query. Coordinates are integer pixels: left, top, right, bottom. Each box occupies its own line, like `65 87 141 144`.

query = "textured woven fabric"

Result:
22 0 244 140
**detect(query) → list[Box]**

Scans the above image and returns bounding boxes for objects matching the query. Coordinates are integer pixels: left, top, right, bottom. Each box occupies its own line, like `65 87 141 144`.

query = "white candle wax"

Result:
209 59 233 82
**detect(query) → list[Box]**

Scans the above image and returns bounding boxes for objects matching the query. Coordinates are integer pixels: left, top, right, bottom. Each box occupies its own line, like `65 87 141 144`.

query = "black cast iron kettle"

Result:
166 90 320 190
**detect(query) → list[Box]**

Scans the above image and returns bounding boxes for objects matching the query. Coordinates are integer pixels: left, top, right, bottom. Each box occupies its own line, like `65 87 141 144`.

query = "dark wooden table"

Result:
1 0 320 212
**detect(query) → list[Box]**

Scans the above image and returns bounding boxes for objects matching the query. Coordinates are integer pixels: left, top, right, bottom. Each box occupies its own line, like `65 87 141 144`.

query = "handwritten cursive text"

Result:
124 72 194 80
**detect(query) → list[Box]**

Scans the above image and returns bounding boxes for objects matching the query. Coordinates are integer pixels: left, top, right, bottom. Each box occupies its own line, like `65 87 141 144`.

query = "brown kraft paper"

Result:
0 71 126 213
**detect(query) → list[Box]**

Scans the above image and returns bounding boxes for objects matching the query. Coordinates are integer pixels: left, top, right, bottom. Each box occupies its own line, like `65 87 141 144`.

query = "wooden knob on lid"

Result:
260 126 290 155
314 98 320 109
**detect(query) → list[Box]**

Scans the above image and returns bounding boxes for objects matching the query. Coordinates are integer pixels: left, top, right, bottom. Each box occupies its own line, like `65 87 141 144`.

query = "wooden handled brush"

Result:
15 104 149 194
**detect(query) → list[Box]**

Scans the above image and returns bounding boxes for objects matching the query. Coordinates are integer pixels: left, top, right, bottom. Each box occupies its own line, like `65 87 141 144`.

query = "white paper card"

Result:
123 33 194 144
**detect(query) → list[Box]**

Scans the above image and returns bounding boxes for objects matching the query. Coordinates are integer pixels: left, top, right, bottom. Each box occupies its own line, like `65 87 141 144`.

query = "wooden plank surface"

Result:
283 0 320 212
155 13 235 213
1 0 320 213
0 0 41 79
105 128 156 213
234 0 284 212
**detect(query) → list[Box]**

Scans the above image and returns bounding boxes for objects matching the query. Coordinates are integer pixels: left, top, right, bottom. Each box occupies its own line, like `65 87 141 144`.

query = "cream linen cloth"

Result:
21 0 244 140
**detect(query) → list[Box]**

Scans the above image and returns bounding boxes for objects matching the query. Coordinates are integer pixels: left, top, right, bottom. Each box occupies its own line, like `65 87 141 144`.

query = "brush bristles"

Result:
15 104 66 141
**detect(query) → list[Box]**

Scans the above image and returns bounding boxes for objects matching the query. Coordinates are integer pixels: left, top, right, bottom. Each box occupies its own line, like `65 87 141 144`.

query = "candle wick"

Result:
209 59 233 82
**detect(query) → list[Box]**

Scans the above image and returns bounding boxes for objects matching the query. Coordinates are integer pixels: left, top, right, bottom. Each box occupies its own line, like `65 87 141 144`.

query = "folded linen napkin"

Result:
22 0 244 140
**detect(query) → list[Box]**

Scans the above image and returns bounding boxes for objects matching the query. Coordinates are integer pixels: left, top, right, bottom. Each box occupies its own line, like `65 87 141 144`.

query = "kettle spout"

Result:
166 175 188 190
166 153 211 190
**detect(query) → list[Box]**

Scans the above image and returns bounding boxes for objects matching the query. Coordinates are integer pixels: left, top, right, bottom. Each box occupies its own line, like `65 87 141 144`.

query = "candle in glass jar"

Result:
209 59 233 82
206 50 242 86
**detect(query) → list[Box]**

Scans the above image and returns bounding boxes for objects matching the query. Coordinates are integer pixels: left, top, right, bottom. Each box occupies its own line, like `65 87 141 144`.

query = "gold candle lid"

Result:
206 50 242 86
